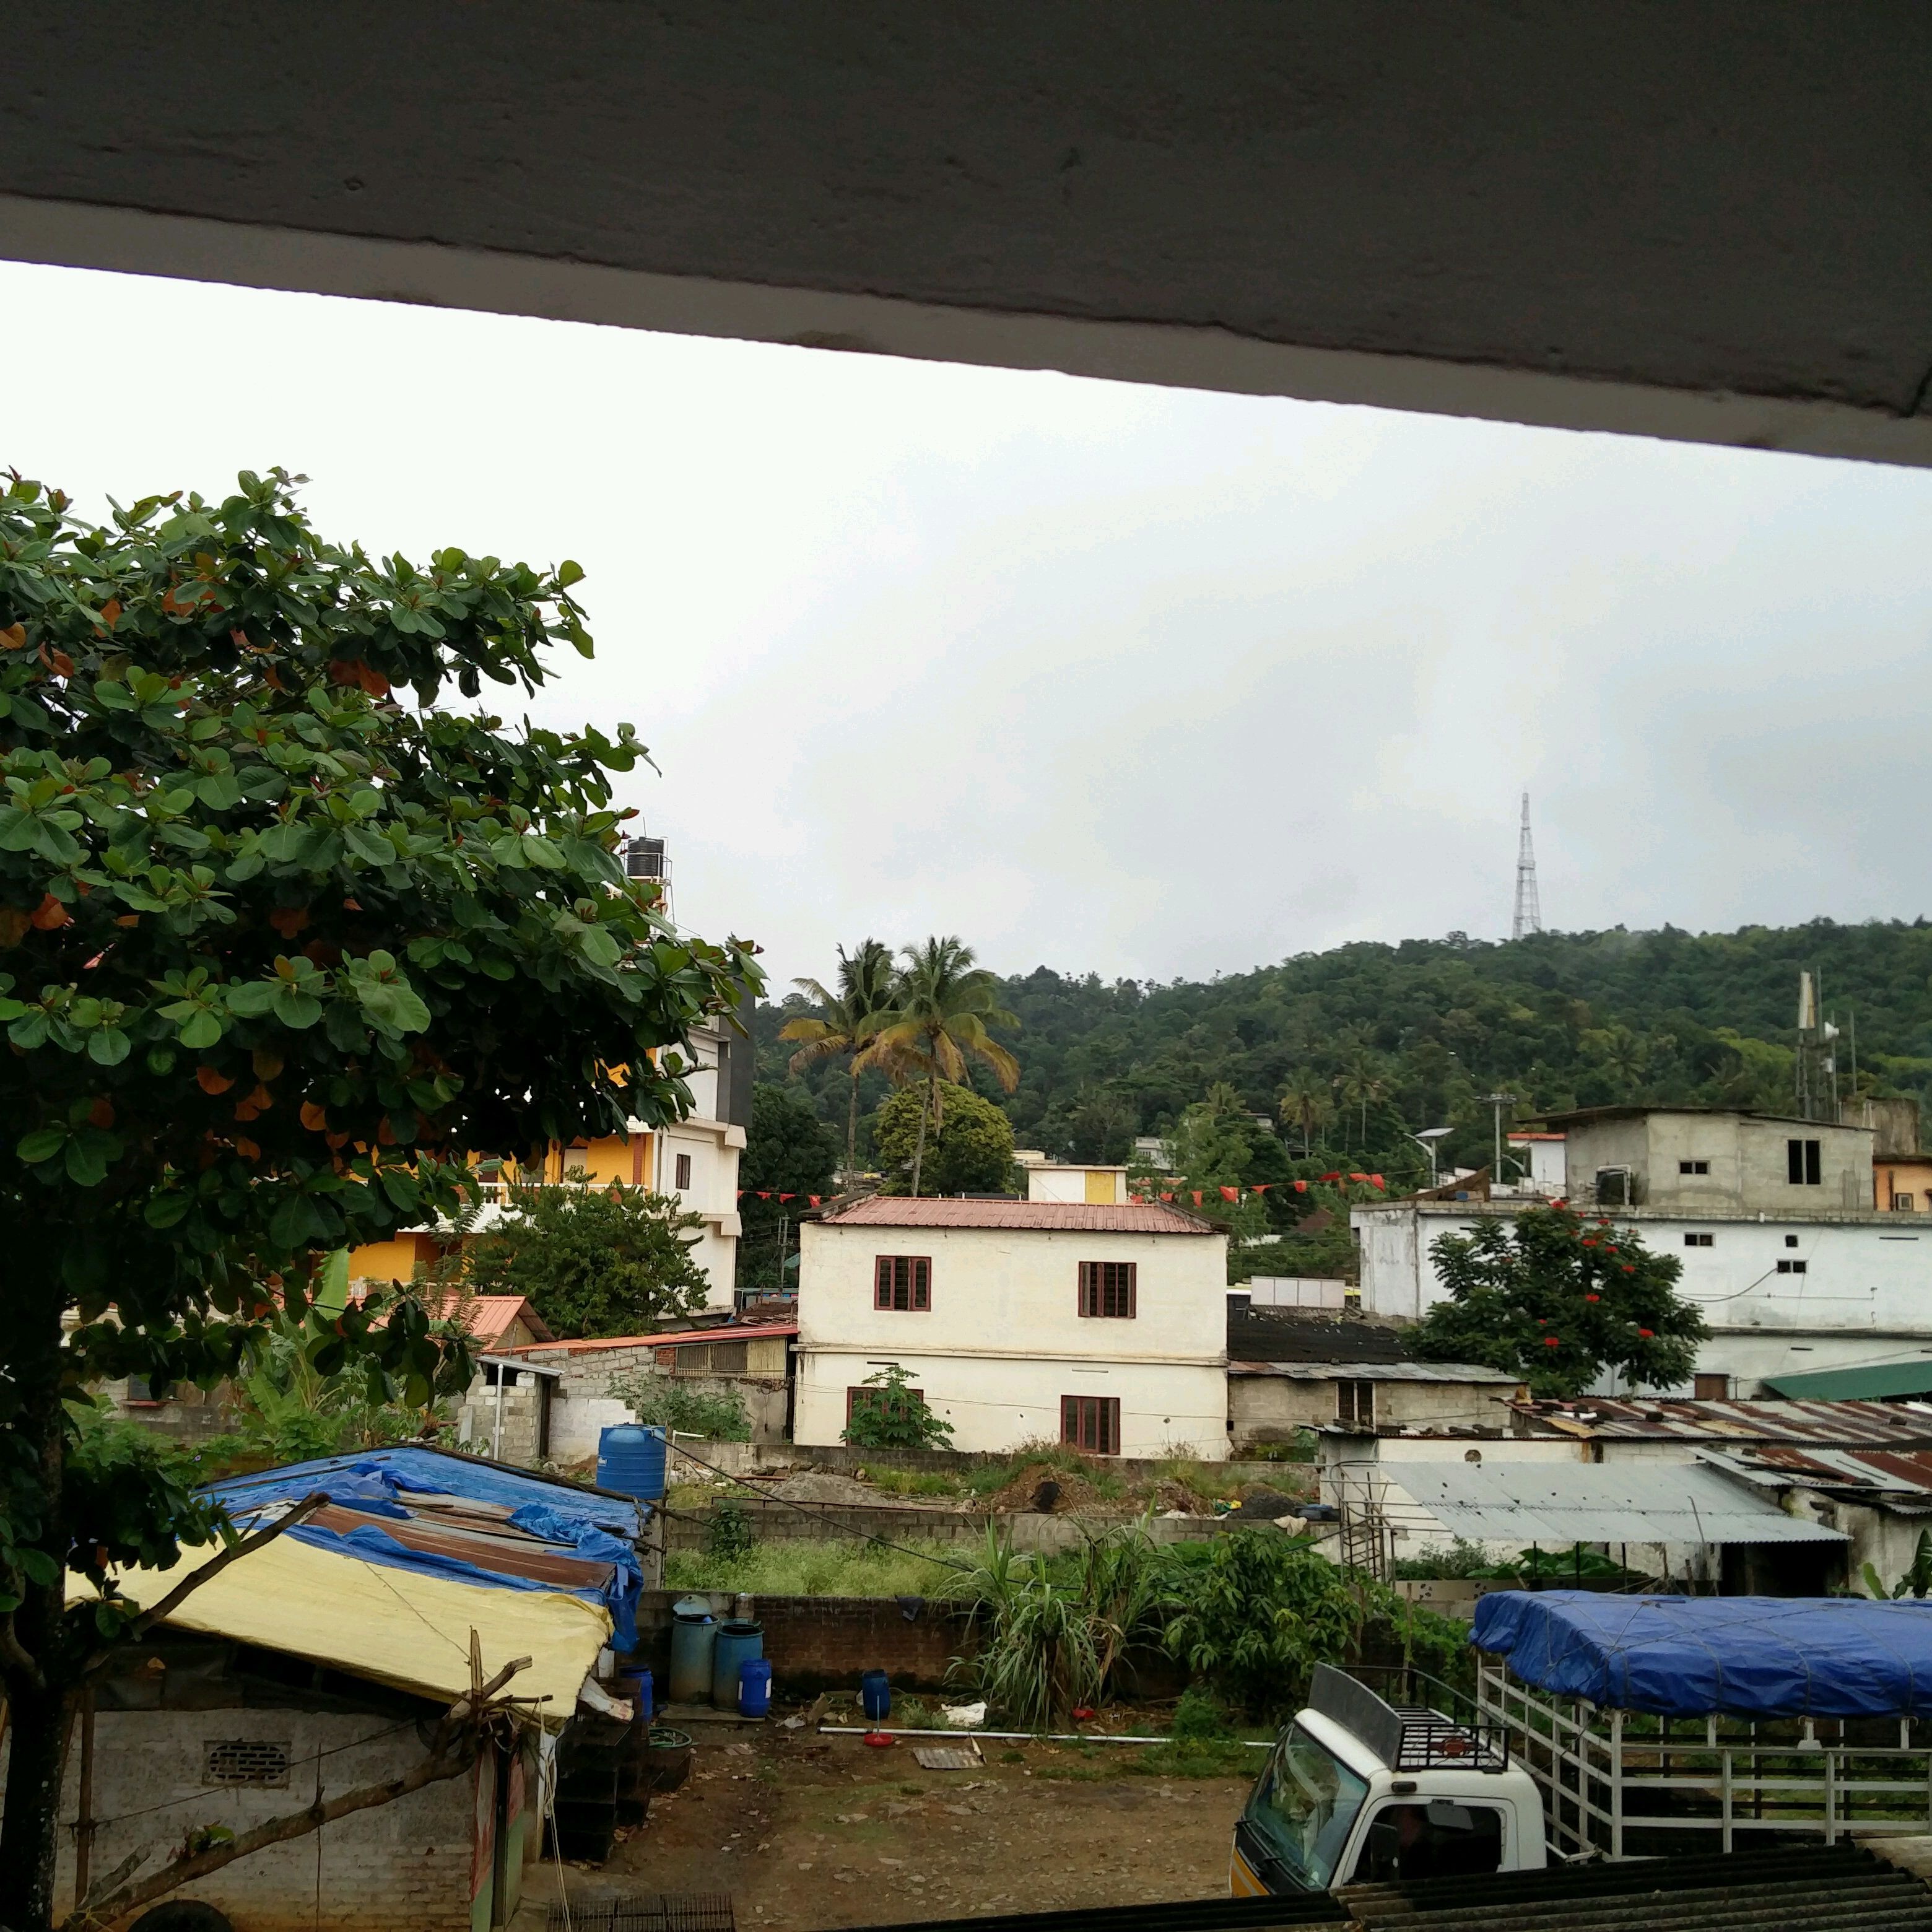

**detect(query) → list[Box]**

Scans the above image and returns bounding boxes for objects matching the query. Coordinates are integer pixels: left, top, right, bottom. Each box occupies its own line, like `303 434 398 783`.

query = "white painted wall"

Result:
1026 1165 1129 1204
1355 1199 1932 1396
796 1221 1229 1458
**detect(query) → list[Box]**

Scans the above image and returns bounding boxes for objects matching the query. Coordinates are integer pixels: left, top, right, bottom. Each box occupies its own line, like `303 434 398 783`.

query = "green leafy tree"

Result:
1413 1204 1707 1398
1276 1069 1336 1155
736 1082 840 1297
872 1079 1015 1196
858 936 1019 1197
778 938 897 1184
466 1182 711 1336
840 1362 955 1448
0 469 757 1925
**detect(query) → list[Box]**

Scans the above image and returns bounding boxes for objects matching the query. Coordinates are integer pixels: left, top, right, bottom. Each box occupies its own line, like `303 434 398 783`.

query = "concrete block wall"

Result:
28 1705 476 1932
633 1589 966 1691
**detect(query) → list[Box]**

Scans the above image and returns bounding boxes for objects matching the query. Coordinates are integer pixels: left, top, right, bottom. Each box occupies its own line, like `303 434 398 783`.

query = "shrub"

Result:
609 1372 752 1442
705 1502 755 1561
842 1364 954 1449
1170 1686 1235 1741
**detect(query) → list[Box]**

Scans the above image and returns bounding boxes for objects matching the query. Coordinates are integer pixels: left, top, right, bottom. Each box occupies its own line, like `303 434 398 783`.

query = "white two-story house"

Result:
794 1196 1230 1458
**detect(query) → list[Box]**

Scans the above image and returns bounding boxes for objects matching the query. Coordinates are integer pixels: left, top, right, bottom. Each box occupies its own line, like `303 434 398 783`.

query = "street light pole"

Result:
1407 1128 1452 1190
1484 1093 1518 1185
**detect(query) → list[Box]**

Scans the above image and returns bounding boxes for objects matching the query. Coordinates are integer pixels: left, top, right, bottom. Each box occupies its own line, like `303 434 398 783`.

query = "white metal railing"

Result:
1477 1656 1932 1858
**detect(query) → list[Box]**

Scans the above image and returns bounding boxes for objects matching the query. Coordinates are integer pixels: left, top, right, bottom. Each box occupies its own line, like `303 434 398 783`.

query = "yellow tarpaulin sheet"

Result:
74 1531 609 1725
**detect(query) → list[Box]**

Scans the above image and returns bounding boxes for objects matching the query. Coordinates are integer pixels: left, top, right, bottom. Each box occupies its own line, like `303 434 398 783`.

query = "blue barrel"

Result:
597 1424 667 1500
668 1598 716 1704
861 1670 891 1722
738 1658 772 1719
621 1666 653 1723
711 1619 764 1709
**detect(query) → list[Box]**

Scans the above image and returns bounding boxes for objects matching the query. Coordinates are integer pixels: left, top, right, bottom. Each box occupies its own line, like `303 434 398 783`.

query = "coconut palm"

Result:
857 936 1020 1197
1335 1043 1390 1149
779 938 897 1186
1277 1069 1336 1154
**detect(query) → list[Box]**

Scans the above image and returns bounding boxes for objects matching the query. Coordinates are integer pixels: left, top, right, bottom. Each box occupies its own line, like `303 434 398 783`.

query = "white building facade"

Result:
794 1196 1230 1458
1356 1199 1932 1399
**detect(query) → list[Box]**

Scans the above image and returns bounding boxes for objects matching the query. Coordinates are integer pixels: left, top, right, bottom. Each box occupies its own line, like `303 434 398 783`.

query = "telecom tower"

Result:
1511 792 1543 941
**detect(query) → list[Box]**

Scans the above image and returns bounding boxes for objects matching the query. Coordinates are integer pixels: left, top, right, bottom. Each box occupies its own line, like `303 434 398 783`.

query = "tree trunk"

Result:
844 1068 861 1191
0 1251 73 1932
909 1073 934 1199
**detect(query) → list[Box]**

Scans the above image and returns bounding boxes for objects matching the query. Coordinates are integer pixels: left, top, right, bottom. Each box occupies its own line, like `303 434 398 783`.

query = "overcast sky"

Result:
6 259 1931 992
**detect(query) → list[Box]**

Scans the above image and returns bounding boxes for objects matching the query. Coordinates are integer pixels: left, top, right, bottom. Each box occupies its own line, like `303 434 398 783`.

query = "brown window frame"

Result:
1693 1373 1731 1401
1336 1379 1377 1428
1077 1260 1138 1319
874 1255 932 1312
674 1151 693 1190
1061 1393 1121 1456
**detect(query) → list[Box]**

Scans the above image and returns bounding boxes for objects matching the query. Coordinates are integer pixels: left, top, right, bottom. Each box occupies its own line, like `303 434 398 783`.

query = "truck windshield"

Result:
1244 1721 1368 1892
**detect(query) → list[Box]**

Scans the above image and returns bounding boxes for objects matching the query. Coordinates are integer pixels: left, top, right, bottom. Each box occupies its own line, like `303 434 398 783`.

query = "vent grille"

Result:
202 1738 292 1788
549 1899 735 1932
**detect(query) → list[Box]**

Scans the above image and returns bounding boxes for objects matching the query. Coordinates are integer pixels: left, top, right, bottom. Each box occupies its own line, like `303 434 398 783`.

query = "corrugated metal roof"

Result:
1229 1359 1520 1385
1228 1308 1416 1365
819 1198 1217 1234
1372 1458 1847 1546
1517 1396 1932 1445
1765 1362 1932 1401
516 1322 798 1354
1703 1443 1932 1506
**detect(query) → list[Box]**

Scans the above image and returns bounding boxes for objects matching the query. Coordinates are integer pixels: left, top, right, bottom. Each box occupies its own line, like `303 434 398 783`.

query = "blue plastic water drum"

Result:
861 1669 892 1722
668 1599 717 1704
622 1666 654 1723
596 1424 667 1500
711 1619 764 1708
738 1657 773 1719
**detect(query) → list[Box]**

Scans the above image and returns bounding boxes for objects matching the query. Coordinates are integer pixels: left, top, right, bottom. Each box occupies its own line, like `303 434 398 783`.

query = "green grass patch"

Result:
859 1466 965 1499
663 1536 966 1598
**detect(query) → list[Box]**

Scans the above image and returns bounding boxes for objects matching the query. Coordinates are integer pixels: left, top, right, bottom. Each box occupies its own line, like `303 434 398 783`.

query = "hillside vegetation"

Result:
757 920 1932 1191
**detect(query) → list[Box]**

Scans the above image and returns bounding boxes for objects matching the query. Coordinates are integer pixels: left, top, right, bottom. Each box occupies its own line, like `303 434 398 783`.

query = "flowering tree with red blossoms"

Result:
1414 1203 1707 1399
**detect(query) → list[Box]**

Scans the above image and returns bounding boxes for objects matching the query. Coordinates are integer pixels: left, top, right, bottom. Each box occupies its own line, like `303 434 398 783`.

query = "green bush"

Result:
1170 1686 1235 1740
611 1372 752 1442
842 1364 954 1449
705 1502 755 1561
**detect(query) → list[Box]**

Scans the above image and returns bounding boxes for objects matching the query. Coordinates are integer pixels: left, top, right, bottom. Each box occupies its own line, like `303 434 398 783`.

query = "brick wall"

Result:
632 1589 967 1690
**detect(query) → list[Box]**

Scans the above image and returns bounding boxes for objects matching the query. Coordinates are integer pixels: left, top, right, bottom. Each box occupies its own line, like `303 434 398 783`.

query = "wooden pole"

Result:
74 1689 95 1910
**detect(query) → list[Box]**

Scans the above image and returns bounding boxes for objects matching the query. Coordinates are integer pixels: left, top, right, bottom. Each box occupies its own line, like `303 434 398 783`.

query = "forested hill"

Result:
753 920 1932 1181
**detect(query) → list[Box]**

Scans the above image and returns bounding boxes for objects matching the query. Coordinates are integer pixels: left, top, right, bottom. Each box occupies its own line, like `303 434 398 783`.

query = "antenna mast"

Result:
1512 792 1543 941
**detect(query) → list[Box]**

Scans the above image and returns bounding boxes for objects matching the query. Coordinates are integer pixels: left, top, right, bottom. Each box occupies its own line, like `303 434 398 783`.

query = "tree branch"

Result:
80 1490 329 1679
61 1739 475 1931
0 1606 46 1690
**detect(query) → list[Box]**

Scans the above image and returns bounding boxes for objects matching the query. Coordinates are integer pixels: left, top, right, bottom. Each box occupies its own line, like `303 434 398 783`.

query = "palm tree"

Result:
858 936 1020 1197
779 939 897 1187
1335 1044 1390 1149
1277 1069 1336 1154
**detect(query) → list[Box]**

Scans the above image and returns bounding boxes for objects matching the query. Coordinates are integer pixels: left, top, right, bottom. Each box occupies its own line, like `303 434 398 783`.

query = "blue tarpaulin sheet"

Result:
204 1447 647 1650
1472 1590 1932 1718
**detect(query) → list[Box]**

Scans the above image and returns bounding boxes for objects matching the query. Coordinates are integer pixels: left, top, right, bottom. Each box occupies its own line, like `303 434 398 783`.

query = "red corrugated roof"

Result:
819 1198 1218 1234
516 1321 798 1354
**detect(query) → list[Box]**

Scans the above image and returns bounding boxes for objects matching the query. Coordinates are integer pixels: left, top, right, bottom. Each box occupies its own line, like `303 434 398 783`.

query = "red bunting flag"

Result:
1320 1171 1341 1183
757 1191 771 1200
1160 1191 1174 1203
736 1190 745 1199
1219 1186 1240 1203
778 1193 794 1202
1191 1191 1204 1206
1294 1179 1308 1193
809 1194 821 1207
1368 1173 1386 1190
1348 1171 1370 1183
1251 1183 1272 1193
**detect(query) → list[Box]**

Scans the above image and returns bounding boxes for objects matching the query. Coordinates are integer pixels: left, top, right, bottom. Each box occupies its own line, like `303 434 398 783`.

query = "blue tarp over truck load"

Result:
205 1445 648 1648
1473 1590 1932 1719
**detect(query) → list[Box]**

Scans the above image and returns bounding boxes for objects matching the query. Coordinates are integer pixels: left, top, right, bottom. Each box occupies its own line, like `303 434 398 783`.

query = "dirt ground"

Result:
546 1720 1253 1930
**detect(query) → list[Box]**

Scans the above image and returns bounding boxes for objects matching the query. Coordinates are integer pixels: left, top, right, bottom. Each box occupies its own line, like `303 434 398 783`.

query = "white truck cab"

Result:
1231 1666 1547 1896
